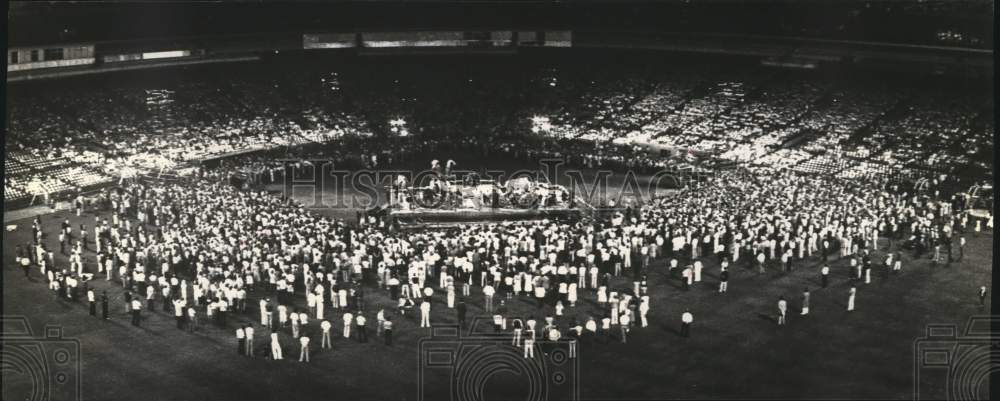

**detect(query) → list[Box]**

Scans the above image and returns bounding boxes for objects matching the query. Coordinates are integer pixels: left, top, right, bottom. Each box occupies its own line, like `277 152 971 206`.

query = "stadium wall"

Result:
8 44 96 72
5 29 991 82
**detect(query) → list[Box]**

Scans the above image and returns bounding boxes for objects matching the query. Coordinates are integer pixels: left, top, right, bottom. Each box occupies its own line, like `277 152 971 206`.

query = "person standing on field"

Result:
680 309 693 338
800 288 810 316
777 297 787 326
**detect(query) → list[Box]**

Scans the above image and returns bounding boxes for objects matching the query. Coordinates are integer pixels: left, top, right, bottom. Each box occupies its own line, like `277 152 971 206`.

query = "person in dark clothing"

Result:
57 276 67 300
162 292 171 313
123 290 132 313
944 236 953 263
88 290 97 316
384 317 393 346
21 253 31 279
237 328 247 355
456 300 467 329
101 291 109 320
681 309 693 338
357 315 368 343
130 300 142 326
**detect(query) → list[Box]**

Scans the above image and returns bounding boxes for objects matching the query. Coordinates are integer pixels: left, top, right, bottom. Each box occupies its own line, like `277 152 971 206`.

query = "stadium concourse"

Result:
3 53 995 401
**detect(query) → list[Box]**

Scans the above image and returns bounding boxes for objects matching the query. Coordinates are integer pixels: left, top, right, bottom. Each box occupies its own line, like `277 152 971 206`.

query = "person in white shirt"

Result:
512 319 524 347
278 304 288 327
270 331 283 360
585 317 597 339
259 299 269 326
173 298 186 329
219 298 229 327
187 307 197 333
446 280 456 309
356 314 368 343
145 285 155 310
307 292 317 316
338 288 348 309
383 318 394 346
681 309 693 337
523 329 535 358
290 312 301 338
639 296 650 328
236 327 246 355
801 289 810 316
619 314 631 343
548 328 561 343
821 264 830 288
342 312 354 338
299 336 310 362
244 326 255 357
376 308 386 337
131 298 142 326
87 289 96 316
957 236 966 261
483 284 495 313
682 265 693 290
777 297 787 326
420 300 432 328
320 320 332 349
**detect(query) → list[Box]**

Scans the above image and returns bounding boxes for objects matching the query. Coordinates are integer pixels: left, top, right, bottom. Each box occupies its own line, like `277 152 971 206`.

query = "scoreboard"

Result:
304 30 571 50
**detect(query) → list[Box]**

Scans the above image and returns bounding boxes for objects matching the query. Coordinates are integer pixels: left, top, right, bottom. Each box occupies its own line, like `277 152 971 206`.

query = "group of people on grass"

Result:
12 157 991 363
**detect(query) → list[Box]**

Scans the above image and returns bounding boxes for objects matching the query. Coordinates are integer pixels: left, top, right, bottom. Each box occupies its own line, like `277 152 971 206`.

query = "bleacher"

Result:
4 58 992 209
3 151 114 207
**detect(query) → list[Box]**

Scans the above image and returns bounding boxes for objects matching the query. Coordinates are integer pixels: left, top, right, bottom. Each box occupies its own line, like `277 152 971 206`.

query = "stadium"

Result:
3 1 994 401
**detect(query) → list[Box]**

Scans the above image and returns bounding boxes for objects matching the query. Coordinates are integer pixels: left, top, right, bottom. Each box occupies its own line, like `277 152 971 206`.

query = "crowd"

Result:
57 175 656 348
5 55 992 364
5 67 374 206
7 58 992 208
13 144 992 363
527 69 990 182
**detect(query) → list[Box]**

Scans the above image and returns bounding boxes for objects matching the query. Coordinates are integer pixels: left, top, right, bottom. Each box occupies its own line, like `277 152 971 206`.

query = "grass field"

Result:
2 169 993 401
